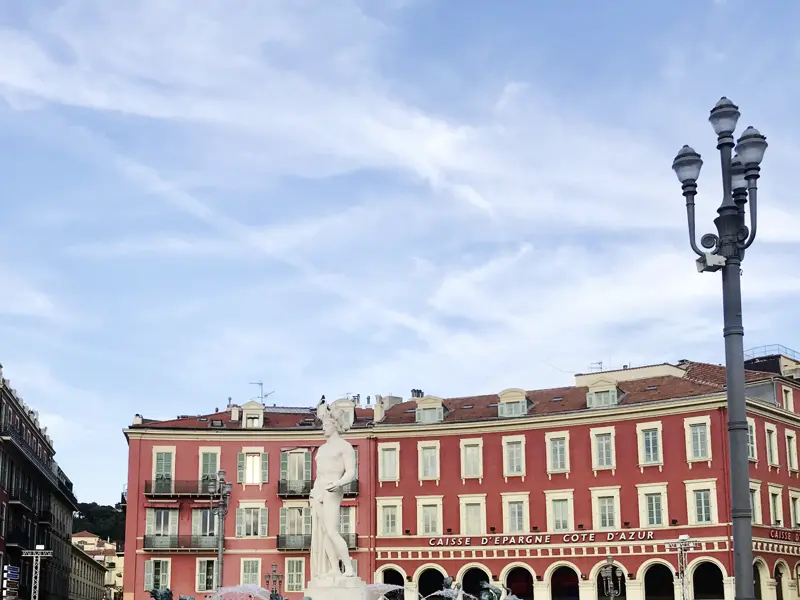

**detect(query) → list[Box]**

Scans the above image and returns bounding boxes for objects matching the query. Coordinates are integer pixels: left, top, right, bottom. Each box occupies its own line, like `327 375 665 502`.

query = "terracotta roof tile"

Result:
132 406 375 430
680 361 773 387
72 531 96 538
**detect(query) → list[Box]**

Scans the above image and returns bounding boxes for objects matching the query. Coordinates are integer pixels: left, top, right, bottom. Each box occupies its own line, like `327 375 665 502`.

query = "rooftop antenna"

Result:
589 361 603 372
249 382 275 405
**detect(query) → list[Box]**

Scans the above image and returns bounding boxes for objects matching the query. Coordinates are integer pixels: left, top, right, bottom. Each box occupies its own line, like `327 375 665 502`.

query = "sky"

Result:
1 0 800 505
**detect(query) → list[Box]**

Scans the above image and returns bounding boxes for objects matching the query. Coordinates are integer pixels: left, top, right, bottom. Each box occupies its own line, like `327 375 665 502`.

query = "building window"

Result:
636 422 662 468
502 435 525 478
199 449 219 486
241 559 260 585
278 450 310 484
765 424 779 466
285 559 304 593
684 416 712 465
545 489 574 532
459 494 486 535
587 388 618 407
378 443 399 482
153 449 174 493
501 492 529 534
417 441 440 481
279 507 310 536
685 479 718 525
791 493 800 528
747 418 757 462
192 509 217 537
646 494 662 526
145 509 177 537
196 559 216 592
784 387 794 412
376 498 402 537
768 485 784 526
638 482 671 529
238 450 269 485
786 431 798 471
695 490 712 524
144 559 170 591
545 431 570 476
590 486 620 531
416 496 443 535
749 484 762 525
591 427 616 472
460 439 483 480
499 400 526 417
339 506 354 536
236 506 268 537
415 407 443 424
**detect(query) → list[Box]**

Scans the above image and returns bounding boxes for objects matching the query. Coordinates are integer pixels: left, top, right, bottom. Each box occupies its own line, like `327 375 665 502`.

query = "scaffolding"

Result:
21 547 53 600
666 535 697 600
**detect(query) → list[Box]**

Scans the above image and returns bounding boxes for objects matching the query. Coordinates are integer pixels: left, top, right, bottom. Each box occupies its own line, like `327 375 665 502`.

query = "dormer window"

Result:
415 407 443 424
497 389 528 418
245 415 259 428
587 385 620 408
239 401 265 428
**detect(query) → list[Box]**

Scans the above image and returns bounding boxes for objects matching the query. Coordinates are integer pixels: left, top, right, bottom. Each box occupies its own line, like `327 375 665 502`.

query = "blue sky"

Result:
1 0 800 505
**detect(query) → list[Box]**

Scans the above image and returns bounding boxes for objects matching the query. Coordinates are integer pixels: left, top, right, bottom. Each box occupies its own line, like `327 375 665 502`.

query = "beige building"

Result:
72 532 125 600
70 541 108 600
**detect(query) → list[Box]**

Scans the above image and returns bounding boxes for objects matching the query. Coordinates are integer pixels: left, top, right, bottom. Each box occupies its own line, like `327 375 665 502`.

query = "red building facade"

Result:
123 348 800 600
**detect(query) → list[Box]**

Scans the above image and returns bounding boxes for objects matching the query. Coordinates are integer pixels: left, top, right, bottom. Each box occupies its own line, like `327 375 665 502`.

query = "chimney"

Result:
230 405 240 421
227 397 233 408
133 414 143 425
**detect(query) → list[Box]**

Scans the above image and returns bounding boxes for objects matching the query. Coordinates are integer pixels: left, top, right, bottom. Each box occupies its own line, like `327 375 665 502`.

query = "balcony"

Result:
142 535 219 552
5 528 32 549
8 488 34 510
277 479 313 497
38 509 53 525
342 480 359 497
276 533 357 551
143 479 216 498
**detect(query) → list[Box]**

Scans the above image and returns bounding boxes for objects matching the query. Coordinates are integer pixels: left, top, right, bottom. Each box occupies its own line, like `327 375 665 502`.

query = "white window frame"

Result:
749 481 763 525
459 438 484 483
376 497 403 537
417 440 440 484
636 421 663 472
636 482 669 528
545 431 570 479
747 417 758 465
544 489 574 533
768 484 784 526
416 495 443 536
145 558 172 591
459 493 487 536
765 423 780 470
684 478 718 525
237 500 268 538
501 434 526 481
152 445 177 483
590 426 616 474
239 558 261 586
783 387 794 412
683 416 712 468
789 488 800 528
786 430 799 473
378 442 400 486
590 486 621 531
198 446 221 483
241 445 266 488
284 558 305 594
500 492 530 534
195 557 218 593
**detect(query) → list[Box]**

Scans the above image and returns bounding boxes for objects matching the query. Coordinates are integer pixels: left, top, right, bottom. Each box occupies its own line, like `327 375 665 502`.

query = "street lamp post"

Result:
599 557 623 600
672 97 768 600
265 564 284 600
208 470 233 591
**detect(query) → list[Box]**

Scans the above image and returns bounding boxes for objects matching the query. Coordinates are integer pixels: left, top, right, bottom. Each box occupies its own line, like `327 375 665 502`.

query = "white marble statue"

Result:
309 397 358 582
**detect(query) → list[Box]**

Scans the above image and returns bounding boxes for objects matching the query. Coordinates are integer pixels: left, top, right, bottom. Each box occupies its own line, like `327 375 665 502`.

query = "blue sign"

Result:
2 567 17 573
4 573 18 581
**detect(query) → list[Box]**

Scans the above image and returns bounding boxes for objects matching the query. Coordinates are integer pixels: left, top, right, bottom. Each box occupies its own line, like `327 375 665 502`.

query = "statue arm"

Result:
335 444 357 487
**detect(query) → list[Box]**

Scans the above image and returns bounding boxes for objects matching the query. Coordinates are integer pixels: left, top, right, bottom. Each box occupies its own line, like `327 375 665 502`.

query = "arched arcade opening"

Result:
381 568 405 600
551 566 579 600
595 570 626 599
418 568 445 599
691 562 724 600
643 564 674 600
505 567 534 600
774 562 788 600
461 567 490 599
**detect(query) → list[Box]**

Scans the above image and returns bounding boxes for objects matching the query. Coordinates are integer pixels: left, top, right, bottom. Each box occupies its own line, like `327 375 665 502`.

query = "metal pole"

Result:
217 510 225 590
723 258 754 600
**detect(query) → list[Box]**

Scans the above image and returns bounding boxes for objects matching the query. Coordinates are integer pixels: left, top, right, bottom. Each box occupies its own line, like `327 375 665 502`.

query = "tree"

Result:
72 502 125 542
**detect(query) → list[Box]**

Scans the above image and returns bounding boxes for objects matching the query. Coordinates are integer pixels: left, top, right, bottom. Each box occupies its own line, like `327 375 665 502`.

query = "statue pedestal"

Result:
305 575 367 600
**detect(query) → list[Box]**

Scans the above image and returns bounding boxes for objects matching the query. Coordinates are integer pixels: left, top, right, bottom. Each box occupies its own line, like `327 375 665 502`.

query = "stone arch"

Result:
413 563 448 585
636 558 675 580
753 558 769 600
499 562 537 584
588 558 630 581
544 560 582 582
456 562 492 583
687 556 728 579
774 558 790 576
377 564 408 582
774 560 790 600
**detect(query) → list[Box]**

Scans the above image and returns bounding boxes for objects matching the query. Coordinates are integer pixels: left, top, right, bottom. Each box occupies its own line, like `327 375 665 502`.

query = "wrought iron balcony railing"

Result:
142 535 219 551
342 480 359 497
277 479 313 497
276 532 357 551
8 488 34 509
143 479 216 497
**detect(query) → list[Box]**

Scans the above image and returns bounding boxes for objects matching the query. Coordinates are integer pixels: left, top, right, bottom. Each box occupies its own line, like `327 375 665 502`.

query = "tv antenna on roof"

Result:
250 381 275 405
589 361 603 372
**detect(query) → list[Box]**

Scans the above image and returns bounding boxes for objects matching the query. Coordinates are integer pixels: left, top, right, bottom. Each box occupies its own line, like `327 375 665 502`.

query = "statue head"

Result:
317 399 353 438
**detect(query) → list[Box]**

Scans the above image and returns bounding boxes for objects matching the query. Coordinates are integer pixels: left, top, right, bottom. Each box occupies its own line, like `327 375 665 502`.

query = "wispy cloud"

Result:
0 0 799 504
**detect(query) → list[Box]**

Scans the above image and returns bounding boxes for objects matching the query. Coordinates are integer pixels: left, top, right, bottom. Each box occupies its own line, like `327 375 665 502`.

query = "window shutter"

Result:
259 508 269 537
145 509 155 535
237 453 245 483
164 453 173 478
280 452 288 481
304 451 312 481
144 560 153 590
303 507 312 534
155 453 165 477
235 508 244 537
415 409 422 423
201 453 210 478
192 510 200 536
261 453 269 483
160 560 170 588
168 510 178 536
498 403 506 417
436 406 444 422
279 507 287 536
586 392 595 407
196 560 205 592
353 448 358 476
